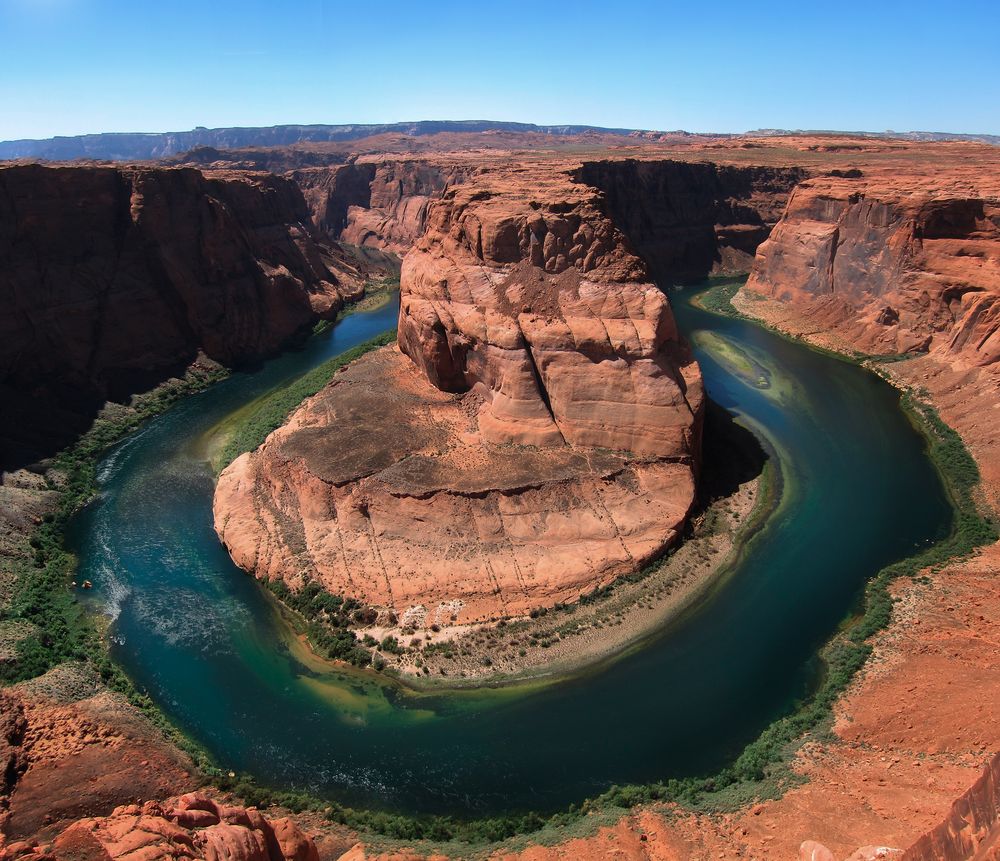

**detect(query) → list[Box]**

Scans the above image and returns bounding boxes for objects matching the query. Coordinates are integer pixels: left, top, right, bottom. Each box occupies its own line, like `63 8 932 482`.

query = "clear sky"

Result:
1 0 998 140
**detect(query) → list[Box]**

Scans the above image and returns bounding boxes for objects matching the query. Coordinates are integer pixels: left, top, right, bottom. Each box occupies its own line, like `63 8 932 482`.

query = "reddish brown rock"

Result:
0 163 358 467
1 794 319 861
215 161 703 624
744 172 1000 368
903 753 1000 861
0 676 194 841
572 159 807 277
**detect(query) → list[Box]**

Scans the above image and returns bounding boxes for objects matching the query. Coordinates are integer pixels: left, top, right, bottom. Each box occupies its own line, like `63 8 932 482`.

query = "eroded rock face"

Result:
0 794 319 861
573 160 807 278
215 348 696 623
902 752 1000 861
397 171 703 456
293 160 473 253
215 164 703 624
0 164 355 467
745 174 1000 367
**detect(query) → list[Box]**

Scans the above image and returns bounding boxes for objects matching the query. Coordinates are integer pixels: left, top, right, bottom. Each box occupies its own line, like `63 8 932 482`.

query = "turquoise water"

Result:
68 286 953 816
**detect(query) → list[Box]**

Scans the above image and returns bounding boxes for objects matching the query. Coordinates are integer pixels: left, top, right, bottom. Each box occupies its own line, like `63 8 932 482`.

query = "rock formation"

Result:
293 160 473 252
0 793 319 861
902 752 1000 860
744 172 1000 367
215 163 704 624
0 164 361 468
573 159 807 277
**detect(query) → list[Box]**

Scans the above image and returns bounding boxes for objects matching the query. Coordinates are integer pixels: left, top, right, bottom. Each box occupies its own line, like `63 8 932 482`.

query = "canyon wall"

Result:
573 159 808 278
291 159 473 252
902 752 1000 860
0 164 355 467
744 174 1000 366
215 162 705 624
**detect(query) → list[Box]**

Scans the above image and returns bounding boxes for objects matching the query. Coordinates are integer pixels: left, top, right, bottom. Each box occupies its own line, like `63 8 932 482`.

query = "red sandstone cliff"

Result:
291 159 473 253
0 793 319 861
573 159 807 278
744 173 1000 367
0 164 358 467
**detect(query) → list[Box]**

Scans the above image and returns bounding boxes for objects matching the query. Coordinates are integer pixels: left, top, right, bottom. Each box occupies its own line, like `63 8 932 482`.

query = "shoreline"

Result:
3 276 993 851
282 461 771 693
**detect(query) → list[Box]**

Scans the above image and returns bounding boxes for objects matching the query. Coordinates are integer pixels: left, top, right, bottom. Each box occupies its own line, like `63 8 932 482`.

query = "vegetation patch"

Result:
266 580 374 667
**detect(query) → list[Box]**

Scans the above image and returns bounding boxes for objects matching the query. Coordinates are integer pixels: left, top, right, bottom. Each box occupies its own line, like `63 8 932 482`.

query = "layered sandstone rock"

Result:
293 159 473 252
744 173 1000 367
573 159 807 277
397 174 703 455
215 164 703 624
902 752 1000 860
0 794 319 861
0 164 357 466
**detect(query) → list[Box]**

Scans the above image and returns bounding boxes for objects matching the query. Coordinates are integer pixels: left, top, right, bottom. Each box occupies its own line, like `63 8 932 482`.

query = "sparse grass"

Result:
215 330 396 469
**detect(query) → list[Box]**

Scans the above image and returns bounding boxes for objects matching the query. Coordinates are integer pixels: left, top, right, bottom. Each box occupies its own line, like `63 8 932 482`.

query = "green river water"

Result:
67 285 953 817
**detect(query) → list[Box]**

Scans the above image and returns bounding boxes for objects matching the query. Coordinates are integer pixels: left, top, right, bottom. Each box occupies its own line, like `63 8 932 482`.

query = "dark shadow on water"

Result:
697 398 769 506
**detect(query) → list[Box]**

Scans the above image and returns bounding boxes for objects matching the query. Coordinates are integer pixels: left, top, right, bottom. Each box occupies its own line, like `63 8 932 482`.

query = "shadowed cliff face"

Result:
215 162 707 623
0 164 355 468
292 160 474 252
573 159 808 280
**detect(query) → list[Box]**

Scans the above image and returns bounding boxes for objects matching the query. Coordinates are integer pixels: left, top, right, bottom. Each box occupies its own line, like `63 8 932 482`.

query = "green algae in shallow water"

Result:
691 330 772 389
65 283 957 818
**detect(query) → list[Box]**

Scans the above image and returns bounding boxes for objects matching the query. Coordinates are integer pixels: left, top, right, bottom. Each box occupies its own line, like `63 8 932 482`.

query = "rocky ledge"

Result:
0 794 318 861
214 164 703 625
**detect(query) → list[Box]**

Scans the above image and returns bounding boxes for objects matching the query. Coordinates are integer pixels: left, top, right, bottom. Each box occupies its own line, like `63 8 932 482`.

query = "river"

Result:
67 284 953 817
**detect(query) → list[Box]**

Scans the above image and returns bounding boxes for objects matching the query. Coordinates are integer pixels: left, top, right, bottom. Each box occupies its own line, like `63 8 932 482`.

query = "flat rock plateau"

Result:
3 128 1000 860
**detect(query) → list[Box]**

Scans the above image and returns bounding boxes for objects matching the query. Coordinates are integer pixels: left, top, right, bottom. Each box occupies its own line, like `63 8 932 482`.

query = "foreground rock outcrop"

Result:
0 670 194 840
215 162 704 624
0 164 361 468
0 793 319 861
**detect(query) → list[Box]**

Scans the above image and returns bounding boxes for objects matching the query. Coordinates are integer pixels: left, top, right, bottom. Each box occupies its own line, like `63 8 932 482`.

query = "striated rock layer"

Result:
573 159 807 277
292 159 473 252
0 164 359 468
745 171 1000 368
0 793 319 861
215 164 704 623
902 752 1000 861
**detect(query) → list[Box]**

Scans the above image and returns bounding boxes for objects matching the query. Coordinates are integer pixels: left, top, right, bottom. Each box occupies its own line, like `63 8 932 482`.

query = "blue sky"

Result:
1 0 998 140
